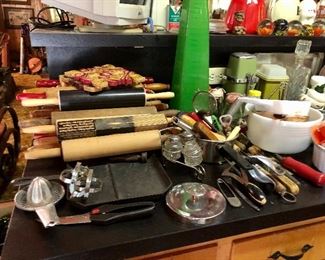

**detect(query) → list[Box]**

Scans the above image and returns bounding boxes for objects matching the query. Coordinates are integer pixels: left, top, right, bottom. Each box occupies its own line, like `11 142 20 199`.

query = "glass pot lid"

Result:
166 182 226 224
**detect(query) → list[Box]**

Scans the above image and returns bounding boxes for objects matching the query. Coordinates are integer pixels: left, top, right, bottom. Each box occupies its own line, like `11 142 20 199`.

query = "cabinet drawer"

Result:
231 221 325 260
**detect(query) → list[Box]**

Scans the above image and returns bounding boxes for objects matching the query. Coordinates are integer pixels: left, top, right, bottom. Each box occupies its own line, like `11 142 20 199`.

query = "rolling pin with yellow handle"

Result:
24 130 162 161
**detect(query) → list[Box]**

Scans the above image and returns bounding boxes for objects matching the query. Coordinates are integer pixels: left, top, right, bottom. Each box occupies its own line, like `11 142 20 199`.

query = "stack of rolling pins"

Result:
18 80 177 162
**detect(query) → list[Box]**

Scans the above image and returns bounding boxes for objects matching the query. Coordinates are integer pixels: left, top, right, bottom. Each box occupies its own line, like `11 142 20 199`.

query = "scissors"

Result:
53 201 155 226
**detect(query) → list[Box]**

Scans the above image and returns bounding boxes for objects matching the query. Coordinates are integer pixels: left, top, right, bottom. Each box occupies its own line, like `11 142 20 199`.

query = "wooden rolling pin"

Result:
55 113 169 140
21 113 170 138
21 89 175 111
24 130 162 161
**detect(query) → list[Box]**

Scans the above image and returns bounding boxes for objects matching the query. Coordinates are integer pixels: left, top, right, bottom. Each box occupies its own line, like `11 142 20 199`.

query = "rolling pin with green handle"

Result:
21 88 175 111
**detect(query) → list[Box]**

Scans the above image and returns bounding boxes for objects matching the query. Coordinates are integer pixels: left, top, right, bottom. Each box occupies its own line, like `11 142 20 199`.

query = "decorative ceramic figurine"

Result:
300 0 317 25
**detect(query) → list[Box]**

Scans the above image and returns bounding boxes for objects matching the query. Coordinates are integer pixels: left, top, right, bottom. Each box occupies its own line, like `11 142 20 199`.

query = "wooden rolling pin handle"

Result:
144 83 170 91
21 98 59 107
22 125 56 134
146 92 175 100
24 148 61 160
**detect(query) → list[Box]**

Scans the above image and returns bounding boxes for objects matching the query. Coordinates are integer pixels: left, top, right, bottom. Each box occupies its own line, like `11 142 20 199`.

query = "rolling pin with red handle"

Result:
21 88 175 111
275 154 325 186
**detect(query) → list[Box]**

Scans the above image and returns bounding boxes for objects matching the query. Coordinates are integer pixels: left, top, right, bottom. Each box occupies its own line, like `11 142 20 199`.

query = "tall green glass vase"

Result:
170 0 209 111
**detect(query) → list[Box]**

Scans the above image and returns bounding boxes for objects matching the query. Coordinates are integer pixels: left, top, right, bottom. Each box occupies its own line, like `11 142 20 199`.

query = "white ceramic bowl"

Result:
247 107 324 154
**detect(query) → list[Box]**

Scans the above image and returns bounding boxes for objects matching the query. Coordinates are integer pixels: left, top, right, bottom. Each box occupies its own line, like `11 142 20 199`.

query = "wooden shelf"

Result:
31 29 325 52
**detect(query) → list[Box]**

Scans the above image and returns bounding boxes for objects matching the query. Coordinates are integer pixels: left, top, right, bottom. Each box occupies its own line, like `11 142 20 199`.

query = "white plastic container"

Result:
247 107 323 154
312 143 325 172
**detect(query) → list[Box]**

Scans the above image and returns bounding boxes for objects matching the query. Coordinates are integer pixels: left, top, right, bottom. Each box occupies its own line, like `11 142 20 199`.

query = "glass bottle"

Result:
284 40 312 101
162 135 183 162
182 133 203 167
317 0 325 21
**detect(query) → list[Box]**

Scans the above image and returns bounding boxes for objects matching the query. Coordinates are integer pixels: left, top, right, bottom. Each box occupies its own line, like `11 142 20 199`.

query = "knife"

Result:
57 201 155 226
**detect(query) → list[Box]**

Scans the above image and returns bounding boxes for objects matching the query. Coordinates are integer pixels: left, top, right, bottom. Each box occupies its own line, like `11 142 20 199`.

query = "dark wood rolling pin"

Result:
24 130 162 161
21 88 175 111
22 113 170 140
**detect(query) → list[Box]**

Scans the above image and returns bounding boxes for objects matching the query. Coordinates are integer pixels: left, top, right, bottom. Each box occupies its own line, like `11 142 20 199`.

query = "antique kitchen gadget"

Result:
166 182 226 225
223 52 257 94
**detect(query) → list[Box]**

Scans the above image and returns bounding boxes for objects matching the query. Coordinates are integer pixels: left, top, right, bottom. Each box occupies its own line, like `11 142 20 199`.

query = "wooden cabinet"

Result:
132 216 325 260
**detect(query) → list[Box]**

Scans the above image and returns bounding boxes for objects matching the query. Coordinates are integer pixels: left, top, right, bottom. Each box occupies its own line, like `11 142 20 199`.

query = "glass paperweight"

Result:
312 20 325 36
302 24 315 36
273 19 288 36
286 20 303 36
257 19 275 36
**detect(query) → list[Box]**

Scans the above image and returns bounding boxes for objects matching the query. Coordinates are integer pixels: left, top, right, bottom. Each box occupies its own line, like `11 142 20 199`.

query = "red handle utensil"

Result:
36 79 59 88
275 154 325 186
16 92 46 100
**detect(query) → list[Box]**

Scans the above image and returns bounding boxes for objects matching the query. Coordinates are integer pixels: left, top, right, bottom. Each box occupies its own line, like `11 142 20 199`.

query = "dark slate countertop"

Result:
2 148 325 260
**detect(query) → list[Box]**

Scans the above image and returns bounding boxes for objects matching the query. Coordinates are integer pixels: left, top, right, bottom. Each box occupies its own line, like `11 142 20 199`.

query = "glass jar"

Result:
182 138 203 167
162 135 183 162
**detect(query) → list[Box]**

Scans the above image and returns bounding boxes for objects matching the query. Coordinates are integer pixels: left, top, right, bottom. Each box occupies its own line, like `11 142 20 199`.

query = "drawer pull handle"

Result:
269 244 313 260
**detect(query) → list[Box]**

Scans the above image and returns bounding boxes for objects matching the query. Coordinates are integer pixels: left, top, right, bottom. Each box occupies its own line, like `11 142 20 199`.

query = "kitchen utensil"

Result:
16 92 47 100
223 177 261 212
228 97 311 117
24 130 162 161
10 174 60 187
221 162 267 206
251 163 297 204
216 178 242 208
14 177 65 228
249 155 301 186
223 53 257 94
192 91 220 131
51 201 155 226
247 107 323 154
275 154 325 186
21 89 175 111
192 91 218 115
51 106 157 125
249 157 300 196
68 154 172 209
197 132 238 164
55 113 169 140
166 182 226 225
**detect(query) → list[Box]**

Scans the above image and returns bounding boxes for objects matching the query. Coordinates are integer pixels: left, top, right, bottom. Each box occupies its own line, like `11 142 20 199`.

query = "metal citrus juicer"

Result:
14 177 65 228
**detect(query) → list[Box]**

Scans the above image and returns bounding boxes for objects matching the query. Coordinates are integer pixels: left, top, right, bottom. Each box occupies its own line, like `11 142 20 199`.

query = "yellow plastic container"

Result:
256 64 289 100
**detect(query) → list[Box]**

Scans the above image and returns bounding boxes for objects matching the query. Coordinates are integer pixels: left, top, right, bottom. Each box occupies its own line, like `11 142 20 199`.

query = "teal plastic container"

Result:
170 0 209 111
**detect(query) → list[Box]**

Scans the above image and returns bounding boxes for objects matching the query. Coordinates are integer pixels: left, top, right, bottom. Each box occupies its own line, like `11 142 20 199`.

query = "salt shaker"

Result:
182 133 203 167
162 135 183 162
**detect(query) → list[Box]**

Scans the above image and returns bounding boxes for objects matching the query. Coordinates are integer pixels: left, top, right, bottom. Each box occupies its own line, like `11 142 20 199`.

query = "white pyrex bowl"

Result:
247 107 323 154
